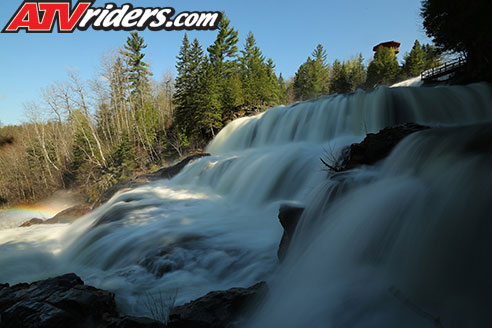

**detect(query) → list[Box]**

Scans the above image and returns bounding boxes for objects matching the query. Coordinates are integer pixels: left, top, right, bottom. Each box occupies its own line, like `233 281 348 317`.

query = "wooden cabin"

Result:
373 41 401 54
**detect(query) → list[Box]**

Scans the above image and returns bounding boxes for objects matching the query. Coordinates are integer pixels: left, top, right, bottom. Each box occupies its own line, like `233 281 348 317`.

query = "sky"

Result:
0 0 431 125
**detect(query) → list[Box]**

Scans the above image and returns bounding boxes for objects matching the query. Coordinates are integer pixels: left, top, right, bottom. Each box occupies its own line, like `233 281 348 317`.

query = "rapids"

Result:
1 83 492 327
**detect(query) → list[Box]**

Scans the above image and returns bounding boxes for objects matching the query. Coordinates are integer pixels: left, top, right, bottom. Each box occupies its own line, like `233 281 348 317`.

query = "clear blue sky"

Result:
0 0 430 125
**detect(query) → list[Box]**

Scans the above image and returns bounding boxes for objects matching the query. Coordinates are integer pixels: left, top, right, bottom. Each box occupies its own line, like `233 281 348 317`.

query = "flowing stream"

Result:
1 83 492 327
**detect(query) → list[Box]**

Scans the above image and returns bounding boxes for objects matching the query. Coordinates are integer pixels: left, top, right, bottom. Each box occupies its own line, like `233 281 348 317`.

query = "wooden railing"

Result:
421 57 466 81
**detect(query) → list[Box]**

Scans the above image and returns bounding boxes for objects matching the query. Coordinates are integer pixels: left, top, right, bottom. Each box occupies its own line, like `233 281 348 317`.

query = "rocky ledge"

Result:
324 123 430 172
20 205 92 227
167 282 266 328
0 274 266 328
0 273 164 328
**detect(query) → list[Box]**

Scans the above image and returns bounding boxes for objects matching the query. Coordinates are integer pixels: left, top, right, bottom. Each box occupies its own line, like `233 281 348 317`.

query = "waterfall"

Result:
1 83 491 326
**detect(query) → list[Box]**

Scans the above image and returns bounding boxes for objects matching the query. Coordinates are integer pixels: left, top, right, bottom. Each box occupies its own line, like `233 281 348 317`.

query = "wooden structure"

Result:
373 41 401 54
421 57 466 83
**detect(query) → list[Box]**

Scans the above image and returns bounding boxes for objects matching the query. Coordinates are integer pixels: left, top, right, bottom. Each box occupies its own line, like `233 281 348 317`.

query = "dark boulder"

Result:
329 123 430 171
0 273 164 328
147 153 211 180
277 204 304 261
166 282 267 328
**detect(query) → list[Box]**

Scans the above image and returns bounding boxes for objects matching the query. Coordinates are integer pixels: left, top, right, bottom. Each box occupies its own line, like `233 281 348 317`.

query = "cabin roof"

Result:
373 41 401 54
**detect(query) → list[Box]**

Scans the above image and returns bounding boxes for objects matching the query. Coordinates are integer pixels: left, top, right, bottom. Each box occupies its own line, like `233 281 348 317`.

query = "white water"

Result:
391 76 422 87
1 83 492 327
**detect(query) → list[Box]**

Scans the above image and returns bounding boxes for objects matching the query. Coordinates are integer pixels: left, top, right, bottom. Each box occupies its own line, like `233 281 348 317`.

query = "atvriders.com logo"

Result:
2 1 222 33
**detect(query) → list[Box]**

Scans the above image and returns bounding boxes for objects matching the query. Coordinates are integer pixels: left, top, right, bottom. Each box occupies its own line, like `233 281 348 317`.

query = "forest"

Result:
0 15 442 206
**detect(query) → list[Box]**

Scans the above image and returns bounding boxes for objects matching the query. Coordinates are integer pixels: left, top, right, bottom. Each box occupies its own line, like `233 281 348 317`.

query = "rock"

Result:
97 153 210 206
44 204 92 224
336 123 430 171
109 316 166 328
19 205 92 227
277 204 304 261
166 282 267 328
0 273 164 328
19 218 45 227
149 153 211 180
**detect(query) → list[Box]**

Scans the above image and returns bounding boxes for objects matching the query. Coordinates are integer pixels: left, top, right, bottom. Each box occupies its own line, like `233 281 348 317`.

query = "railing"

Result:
421 57 466 81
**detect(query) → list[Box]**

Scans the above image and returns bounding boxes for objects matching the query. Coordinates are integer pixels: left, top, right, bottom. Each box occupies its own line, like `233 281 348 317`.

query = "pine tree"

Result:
207 14 239 74
194 59 222 140
422 44 442 70
174 34 196 139
277 73 288 104
121 32 152 105
366 47 401 88
240 32 268 106
207 14 240 116
421 0 492 80
402 40 426 78
346 54 367 91
222 71 244 110
330 59 351 94
293 44 330 100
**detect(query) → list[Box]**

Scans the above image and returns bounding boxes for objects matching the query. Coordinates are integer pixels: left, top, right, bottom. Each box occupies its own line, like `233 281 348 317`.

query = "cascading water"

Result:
1 83 491 326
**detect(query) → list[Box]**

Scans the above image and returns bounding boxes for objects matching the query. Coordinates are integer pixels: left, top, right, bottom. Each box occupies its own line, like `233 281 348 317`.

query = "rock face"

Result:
277 204 305 261
336 123 430 171
45 204 92 224
166 282 267 328
19 205 92 227
0 273 164 328
19 218 45 227
98 153 210 206
145 153 211 180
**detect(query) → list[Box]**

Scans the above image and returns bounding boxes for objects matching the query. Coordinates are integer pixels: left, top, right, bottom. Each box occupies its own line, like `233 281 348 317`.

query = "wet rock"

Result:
337 123 430 171
97 153 210 206
149 153 211 180
44 204 92 224
277 204 304 261
167 282 267 328
19 205 92 227
109 316 166 328
19 218 45 227
0 273 164 328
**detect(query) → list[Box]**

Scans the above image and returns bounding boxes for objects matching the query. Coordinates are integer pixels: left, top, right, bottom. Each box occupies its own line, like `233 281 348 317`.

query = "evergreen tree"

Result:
121 32 152 104
240 32 273 106
222 71 244 109
422 44 442 70
293 44 330 100
277 73 288 104
366 47 401 88
402 40 426 78
174 34 197 139
264 58 280 105
174 37 222 142
207 14 241 116
194 59 222 140
346 54 367 91
207 14 239 74
421 0 492 80
330 59 351 94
